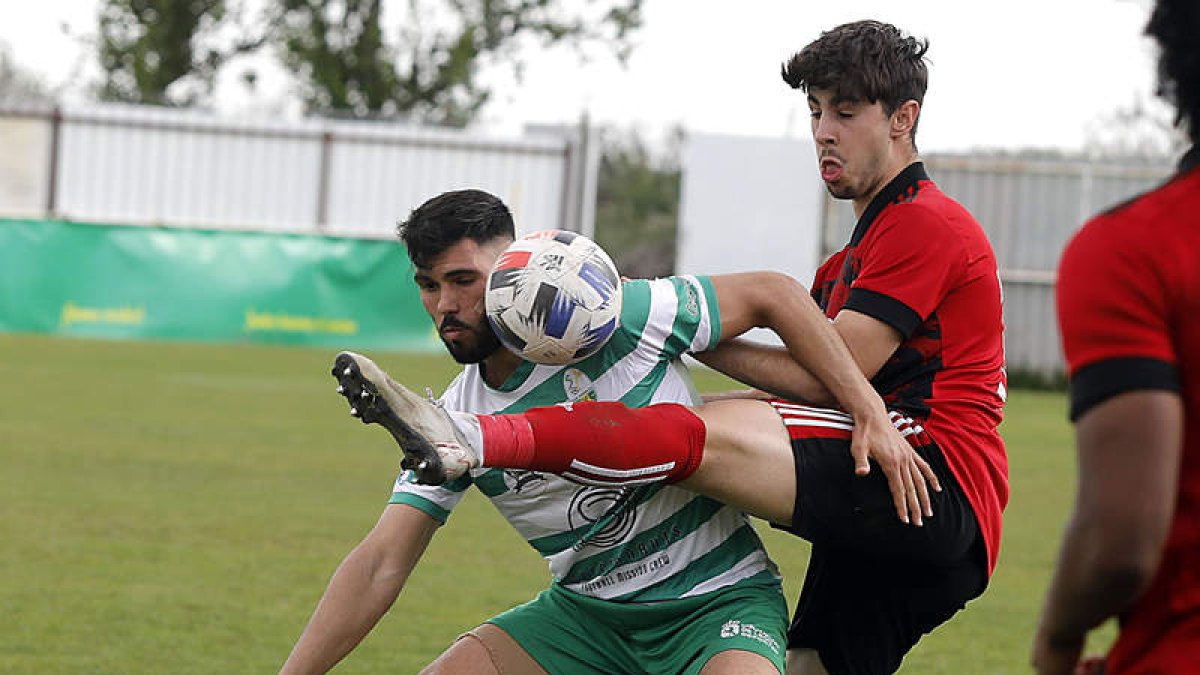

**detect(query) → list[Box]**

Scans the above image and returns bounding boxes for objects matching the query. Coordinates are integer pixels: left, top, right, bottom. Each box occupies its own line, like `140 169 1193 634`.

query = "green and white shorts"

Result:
489 581 788 674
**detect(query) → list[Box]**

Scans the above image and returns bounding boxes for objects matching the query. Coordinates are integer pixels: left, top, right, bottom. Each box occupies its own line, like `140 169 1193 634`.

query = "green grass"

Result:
0 333 1115 673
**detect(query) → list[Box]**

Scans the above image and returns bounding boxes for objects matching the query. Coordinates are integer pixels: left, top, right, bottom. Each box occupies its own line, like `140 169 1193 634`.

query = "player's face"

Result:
413 237 511 364
808 88 896 211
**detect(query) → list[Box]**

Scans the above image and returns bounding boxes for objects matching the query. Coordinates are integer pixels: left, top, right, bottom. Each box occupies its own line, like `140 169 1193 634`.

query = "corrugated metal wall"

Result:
0 103 594 239
823 156 1174 376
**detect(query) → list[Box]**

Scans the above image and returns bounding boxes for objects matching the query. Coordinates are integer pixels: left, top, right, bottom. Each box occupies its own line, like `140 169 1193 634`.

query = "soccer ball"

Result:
486 230 623 365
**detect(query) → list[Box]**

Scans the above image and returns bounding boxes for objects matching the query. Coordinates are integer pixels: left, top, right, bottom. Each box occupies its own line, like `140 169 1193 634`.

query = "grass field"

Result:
0 332 1116 673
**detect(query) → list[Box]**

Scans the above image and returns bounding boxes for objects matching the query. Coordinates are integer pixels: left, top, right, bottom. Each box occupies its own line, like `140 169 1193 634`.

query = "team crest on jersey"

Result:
684 282 700 318
562 368 597 402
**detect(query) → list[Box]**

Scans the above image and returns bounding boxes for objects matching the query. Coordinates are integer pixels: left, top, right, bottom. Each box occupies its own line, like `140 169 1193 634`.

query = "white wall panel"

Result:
0 112 51 216
677 132 824 346
1 103 582 238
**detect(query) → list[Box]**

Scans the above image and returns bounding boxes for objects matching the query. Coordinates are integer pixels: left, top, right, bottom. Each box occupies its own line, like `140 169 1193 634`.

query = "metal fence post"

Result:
45 106 62 218
315 130 333 233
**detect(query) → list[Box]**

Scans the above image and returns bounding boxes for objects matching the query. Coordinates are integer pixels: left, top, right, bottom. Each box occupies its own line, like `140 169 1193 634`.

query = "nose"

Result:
436 287 460 316
813 115 836 146
434 283 465 314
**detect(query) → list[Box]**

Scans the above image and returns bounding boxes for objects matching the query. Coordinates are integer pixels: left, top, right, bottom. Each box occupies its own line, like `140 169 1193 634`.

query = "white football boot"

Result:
331 351 480 485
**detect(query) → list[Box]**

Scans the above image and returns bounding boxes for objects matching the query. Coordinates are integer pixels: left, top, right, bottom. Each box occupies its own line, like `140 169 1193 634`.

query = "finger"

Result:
903 458 922 527
916 451 936 514
917 453 942 493
885 464 910 524
912 457 933 519
849 435 871 476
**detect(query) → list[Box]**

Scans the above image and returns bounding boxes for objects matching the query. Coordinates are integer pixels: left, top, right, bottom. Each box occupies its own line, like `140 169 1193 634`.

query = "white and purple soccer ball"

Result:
485 230 623 365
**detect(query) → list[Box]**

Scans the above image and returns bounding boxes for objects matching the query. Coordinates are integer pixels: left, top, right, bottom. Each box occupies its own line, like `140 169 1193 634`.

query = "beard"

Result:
824 181 860 201
440 316 503 364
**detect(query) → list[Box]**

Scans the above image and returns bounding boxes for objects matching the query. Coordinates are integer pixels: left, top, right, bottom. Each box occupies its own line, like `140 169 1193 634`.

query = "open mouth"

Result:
820 157 844 183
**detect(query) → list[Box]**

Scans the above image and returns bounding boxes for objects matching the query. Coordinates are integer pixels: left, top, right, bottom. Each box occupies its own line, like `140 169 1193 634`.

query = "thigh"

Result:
680 398 797 525
701 649 781 675
787 542 987 675
785 648 830 675
422 623 546 675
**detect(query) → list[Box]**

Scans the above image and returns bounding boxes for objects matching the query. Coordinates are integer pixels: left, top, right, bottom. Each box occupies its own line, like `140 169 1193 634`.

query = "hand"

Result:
848 406 940 525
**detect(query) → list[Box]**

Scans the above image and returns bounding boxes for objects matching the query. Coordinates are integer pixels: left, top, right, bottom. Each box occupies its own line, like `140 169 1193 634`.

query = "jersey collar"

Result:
849 161 929 246
475 357 537 393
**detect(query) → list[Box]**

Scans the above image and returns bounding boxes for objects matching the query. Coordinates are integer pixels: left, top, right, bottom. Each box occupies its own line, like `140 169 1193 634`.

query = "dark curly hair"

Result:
397 189 515 268
781 20 929 144
1146 0 1200 143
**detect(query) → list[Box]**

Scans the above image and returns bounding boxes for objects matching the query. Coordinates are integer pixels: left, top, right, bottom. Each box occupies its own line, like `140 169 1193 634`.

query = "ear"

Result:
890 100 920 140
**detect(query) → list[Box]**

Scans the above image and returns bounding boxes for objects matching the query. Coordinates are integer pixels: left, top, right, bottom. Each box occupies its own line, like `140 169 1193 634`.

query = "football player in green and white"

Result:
281 188 923 675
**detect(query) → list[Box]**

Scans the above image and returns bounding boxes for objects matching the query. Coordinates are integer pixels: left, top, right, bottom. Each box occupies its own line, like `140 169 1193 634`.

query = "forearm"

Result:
759 277 883 417
1036 515 1153 648
280 545 411 674
1037 392 1183 651
695 340 834 405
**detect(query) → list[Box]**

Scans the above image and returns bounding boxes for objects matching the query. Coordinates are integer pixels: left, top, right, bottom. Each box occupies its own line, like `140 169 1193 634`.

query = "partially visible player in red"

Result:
1032 1 1200 673
380 20 1009 674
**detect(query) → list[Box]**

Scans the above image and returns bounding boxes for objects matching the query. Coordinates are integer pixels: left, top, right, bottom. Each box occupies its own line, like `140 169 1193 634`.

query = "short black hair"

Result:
397 189 515 268
1146 0 1200 143
781 20 929 142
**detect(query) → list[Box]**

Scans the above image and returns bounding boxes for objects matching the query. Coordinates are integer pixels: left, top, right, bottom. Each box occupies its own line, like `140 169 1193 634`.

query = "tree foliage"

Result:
96 0 267 105
278 0 643 125
94 0 642 123
0 41 53 106
593 127 681 279
1084 94 1187 159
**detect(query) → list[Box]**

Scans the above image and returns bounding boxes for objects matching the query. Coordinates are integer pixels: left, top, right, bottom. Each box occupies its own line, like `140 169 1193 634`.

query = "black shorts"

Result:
767 401 988 675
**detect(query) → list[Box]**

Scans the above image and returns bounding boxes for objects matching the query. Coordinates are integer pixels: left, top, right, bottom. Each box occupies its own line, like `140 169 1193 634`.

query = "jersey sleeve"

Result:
618 276 720 359
389 472 471 523
1056 213 1180 420
843 204 966 338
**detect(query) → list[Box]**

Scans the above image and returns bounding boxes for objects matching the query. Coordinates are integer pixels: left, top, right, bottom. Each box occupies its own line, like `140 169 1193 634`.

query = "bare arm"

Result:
705 272 938 523
695 304 903 406
280 504 439 675
1032 390 1183 675
705 272 895 418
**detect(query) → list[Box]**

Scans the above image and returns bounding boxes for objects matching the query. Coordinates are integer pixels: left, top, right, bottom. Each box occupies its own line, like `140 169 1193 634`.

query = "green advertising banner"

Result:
0 218 441 351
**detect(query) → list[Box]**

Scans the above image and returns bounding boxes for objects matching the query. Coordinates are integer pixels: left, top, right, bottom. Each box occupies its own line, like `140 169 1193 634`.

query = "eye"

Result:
837 110 854 119
809 109 821 119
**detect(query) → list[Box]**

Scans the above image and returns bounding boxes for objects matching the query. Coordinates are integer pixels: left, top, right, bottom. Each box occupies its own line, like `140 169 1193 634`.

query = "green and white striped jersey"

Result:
390 275 781 602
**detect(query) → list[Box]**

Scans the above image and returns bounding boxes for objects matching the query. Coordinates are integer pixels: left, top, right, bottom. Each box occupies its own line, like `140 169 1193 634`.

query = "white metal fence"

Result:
0 103 597 238
823 155 1175 377
2 104 1177 377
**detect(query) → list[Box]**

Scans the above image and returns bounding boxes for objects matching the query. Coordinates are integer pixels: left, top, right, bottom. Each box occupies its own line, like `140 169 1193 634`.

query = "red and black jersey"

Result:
1056 147 1200 674
812 162 1009 574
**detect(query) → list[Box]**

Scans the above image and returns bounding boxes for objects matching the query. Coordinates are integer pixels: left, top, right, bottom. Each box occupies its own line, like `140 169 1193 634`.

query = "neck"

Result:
480 348 524 388
852 151 920 217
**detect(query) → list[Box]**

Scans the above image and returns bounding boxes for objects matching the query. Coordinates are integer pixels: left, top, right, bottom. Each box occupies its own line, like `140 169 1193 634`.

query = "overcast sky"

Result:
1 0 1164 153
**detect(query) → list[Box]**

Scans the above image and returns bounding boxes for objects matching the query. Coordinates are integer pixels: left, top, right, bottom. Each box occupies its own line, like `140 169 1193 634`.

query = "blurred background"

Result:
0 1 1185 672
0 0 1186 380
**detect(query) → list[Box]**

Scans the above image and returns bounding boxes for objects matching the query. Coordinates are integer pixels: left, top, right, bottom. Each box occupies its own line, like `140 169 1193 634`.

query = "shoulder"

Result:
868 185 990 264
1060 197 1161 277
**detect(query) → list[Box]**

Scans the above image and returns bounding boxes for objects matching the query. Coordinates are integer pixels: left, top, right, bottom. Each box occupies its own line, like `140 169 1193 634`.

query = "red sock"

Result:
477 402 706 485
